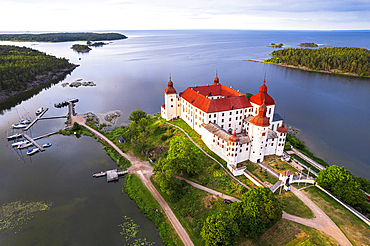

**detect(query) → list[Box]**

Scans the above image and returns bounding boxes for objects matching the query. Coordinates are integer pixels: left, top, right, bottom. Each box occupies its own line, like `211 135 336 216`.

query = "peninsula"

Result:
0 32 127 42
0 45 78 102
264 47 370 78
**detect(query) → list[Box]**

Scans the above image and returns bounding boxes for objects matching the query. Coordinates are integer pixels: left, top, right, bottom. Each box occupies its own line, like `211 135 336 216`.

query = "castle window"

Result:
265 144 267 147
240 116 242 119
262 133 265 136
245 109 247 113
222 119 224 122
214 120 216 123
239 122 241 125
171 98 173 102
222 113 224 116
213 139 215 142
230 112 232 115
236 117 238 120
269 108 271 114
221 125 224 128
240 110 242 113
229 118 231 121
171 105 173 108
214 114 216 117
246 148 248 151
236 111 238 114
240 149 242 153
271 143 274 146
228 124 231 127
235 153 237 156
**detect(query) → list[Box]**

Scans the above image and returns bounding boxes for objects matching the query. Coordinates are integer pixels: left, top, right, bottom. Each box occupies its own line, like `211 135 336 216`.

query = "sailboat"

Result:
7 133 23 140
17 142 33 149
12 139 29 147
27 148 39 155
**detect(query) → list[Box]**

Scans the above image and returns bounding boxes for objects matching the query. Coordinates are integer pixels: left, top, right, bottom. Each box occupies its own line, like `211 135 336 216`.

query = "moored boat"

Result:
35 107 44 115
17 142 33 149
27 148 39 155
12 139 29 147
43 143 52 148
7 133 23 140
20 119 32 124
11 123 27 129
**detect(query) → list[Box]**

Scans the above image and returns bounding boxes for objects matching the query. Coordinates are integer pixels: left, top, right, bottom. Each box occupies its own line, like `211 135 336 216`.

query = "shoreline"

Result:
0 64 79 103
246 59 370 79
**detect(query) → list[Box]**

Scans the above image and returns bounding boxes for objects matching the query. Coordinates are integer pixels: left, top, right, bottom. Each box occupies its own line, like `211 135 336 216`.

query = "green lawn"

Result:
265 155 297 174
300 186 370 246
240 161 279 185
275 190 315 219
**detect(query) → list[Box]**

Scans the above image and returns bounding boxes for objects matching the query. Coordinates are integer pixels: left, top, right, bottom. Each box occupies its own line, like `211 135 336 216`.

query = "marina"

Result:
23 133 45 151
24 107 49 131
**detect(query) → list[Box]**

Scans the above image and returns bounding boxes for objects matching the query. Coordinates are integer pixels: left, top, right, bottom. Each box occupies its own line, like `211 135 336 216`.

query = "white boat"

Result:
12 139 29 147
27 148 39 155
20 119 32 124
17 142 33 149
11 123 27 129
43 143 52 148
7 133 23 140
35 107 44 115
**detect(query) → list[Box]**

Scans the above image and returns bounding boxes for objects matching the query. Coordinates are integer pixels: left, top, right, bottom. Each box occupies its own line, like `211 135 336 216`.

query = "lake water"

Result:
0 30 370 244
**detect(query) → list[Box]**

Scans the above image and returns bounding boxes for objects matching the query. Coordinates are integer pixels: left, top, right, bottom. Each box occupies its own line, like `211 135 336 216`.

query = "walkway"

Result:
72 115 194 246
165 121 249 189
283 186 352 246
177 177 241 202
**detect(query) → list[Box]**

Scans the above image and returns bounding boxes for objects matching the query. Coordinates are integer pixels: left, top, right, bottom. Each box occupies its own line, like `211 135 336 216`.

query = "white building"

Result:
161 76 287 171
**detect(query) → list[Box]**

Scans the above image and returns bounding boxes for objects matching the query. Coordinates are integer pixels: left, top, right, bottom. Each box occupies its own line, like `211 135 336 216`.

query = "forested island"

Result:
71 41 109 53
298 42 318 47
0 45 77 102
0 32 127 42
264 47 370 77
267 43 284 48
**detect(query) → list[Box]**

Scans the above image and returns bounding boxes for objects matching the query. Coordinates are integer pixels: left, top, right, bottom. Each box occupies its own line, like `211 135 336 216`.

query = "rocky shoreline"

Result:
0 65 79 103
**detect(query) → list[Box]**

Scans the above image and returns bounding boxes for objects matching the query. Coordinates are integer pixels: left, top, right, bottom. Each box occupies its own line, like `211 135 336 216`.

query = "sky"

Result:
0 0 369 31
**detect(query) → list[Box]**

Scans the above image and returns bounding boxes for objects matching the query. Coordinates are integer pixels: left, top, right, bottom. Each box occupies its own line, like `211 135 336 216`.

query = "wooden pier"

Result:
24 108 49 131
92 169 128 182
23 133 45 151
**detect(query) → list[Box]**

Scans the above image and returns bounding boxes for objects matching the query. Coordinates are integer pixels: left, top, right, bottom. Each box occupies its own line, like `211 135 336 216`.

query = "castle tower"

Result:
249 80 276 121
227 130 239 168
161 78 178 121
276 121 288 156
248 98 270 163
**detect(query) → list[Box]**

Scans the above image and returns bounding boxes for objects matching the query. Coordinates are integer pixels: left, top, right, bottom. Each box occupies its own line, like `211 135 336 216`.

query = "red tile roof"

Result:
250 80 275 106
249 99 270 127
280 170 294 177
277 122 288 133
179 83 251 113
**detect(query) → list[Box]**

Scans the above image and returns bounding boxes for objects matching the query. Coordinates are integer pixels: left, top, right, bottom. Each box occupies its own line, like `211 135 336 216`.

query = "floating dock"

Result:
23 133 45 151
24 108 48 131
92 169 128 182
54 98 79 108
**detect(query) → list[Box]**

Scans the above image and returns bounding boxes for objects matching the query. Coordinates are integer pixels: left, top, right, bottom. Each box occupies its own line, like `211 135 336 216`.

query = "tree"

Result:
316 165 366 206
201 213 239 246
129 109 147 123
238 187 282 238
166 136 203 175
155 171 186 202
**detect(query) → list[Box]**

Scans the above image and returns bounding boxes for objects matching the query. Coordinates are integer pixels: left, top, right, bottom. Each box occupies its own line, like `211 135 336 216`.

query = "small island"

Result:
71 44 91 53
71 41 110 53
268 43 284 48
264 47 370 77
298 42 318 47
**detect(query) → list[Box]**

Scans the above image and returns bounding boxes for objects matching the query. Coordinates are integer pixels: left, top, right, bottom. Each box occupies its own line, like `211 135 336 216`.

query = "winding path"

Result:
72 115 194 246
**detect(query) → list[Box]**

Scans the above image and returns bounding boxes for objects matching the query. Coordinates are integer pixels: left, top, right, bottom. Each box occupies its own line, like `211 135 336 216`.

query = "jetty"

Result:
23 133 45 151
24 108 48 131
54 98 79 108
92 169 128 182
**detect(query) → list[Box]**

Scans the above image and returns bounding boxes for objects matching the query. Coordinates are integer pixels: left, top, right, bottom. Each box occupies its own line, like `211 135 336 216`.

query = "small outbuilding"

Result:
118 136 126 143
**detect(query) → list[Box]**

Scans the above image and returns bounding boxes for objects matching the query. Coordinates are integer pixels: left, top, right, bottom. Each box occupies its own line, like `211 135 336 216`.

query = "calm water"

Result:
0 30 370 244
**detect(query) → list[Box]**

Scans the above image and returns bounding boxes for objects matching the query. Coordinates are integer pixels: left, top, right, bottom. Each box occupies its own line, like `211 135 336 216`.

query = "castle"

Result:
161 75 287 173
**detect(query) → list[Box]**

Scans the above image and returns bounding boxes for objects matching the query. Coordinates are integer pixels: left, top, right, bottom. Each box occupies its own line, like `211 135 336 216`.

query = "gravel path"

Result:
72 115 194 246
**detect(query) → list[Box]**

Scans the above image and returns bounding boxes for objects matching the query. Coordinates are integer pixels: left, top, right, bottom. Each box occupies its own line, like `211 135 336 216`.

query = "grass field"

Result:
275 189 315 219
240 161 279 185
300 186 370 245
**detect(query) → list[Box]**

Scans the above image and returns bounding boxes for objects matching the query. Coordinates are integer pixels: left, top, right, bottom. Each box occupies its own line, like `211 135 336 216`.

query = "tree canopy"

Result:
0 45 75 93
165 136 203 175
233 187 282 238
0 32 127 42
201 213 239 246
129 109 147 123
265 47 370 77
316 165 366 206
